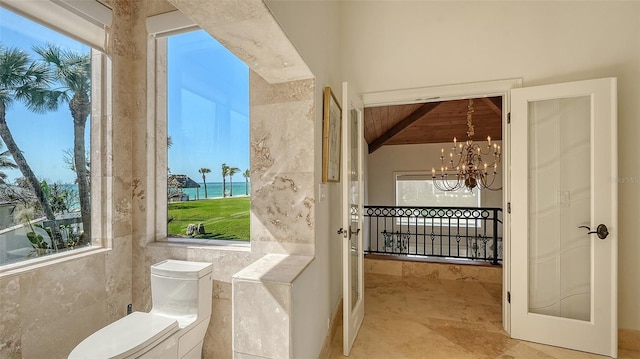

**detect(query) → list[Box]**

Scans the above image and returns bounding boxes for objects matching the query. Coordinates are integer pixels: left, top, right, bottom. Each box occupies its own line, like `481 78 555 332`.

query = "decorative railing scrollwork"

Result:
364 206 502 264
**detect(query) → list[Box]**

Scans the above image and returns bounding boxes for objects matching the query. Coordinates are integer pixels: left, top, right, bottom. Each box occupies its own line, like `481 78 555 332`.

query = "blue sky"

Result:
168 30 249 183
0 7 249 185
0 7 89 184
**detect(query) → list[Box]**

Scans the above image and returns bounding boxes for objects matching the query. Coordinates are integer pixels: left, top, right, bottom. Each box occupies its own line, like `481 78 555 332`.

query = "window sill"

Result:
0 246 110 278
152 237 251 252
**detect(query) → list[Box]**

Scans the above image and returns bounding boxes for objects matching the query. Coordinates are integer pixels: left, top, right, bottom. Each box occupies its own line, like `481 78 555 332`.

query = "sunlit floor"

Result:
326 261 639 359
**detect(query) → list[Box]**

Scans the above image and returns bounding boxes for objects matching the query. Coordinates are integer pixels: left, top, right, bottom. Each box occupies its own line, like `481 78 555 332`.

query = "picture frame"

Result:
322 86 342 182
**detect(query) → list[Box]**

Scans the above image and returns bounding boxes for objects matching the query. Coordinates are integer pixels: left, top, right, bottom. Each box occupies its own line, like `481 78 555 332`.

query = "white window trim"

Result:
146 10 199 38
1 0 111 52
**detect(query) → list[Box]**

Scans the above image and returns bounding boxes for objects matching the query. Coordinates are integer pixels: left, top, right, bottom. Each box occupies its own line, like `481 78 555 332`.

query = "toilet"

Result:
69 259 213 359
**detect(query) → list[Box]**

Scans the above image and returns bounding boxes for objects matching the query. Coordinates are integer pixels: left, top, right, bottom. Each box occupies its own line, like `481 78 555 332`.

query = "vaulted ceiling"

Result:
364 97 503 153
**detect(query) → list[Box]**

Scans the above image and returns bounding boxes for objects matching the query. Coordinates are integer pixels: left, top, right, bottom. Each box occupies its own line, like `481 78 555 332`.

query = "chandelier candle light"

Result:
431 99 502 191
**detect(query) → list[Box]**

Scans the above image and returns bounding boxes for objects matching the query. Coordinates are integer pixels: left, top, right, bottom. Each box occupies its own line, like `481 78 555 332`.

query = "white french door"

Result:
510 78 617 357
341 81 365 356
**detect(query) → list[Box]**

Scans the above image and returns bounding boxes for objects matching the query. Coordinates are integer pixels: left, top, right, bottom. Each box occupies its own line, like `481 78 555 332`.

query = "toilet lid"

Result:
68 312 178 359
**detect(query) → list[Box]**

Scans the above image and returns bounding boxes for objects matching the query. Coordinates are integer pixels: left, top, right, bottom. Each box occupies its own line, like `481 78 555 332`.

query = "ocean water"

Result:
61 182 250 210
179 182 250 200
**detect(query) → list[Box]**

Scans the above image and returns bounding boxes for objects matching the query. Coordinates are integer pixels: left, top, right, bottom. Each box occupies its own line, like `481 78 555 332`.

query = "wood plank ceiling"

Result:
364 96 502 153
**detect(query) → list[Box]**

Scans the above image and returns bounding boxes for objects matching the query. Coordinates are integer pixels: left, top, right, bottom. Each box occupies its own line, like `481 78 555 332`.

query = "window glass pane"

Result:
166 30 250 241
395 173 481 228
0 7 94 265
396 174 480 207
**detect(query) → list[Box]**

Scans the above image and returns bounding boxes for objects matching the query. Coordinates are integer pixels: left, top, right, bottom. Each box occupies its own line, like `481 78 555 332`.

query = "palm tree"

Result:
34 44 92 242
0 141 17 182
221 163 230 197
228 166 240 196
198 167 211 198
0 46 59 224
242 168 250 196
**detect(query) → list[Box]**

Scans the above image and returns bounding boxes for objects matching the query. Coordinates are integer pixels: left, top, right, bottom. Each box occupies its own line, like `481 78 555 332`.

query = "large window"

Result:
395 172 481 227
164 29 250 241
395 172 481 207
0 2 110 267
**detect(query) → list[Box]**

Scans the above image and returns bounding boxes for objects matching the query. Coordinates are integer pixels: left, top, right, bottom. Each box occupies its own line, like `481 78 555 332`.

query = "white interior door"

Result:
510 78 617 357
342 81 365 356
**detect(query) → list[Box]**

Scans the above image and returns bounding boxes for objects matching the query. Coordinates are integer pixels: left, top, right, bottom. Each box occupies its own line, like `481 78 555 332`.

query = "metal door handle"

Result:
578 224 609 240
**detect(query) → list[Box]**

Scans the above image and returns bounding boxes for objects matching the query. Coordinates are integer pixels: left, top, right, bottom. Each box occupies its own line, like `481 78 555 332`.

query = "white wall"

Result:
342 1 640 330
267 0 639 335
368 142 503 207
264 0 345 354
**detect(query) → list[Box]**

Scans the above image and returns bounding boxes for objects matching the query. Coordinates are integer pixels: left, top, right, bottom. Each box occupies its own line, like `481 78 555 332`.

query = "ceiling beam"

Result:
481 97 502 117
368 102 441 153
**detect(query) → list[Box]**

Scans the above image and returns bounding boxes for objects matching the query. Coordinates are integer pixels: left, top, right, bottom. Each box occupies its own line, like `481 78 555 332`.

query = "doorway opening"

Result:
361 78 522 334
364 96 504 265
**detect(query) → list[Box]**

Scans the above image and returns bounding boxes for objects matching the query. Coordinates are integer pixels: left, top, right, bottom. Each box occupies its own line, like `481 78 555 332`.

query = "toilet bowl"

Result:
69 259 213 359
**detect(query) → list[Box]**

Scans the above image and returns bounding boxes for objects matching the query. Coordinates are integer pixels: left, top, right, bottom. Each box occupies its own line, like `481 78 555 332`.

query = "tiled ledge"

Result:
364 255 503 284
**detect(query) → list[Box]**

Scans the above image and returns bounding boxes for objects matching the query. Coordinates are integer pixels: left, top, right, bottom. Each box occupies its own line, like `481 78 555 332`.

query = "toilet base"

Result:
182 341 204 359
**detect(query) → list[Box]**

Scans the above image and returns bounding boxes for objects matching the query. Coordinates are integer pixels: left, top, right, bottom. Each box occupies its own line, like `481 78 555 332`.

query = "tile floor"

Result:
325 261 639 359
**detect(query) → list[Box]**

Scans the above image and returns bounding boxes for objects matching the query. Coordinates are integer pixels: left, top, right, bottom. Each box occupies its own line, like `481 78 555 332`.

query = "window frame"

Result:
0 1 112 271
394 171 482 228
147 11 250 246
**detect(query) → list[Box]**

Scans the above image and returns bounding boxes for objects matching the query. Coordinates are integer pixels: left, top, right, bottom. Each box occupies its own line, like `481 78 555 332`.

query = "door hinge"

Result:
507 291 511 303
507 202 511 213
507 112 511 124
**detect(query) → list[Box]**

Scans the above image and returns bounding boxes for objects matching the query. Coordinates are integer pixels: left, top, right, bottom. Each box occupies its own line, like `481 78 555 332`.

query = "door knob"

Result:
578 224 609 240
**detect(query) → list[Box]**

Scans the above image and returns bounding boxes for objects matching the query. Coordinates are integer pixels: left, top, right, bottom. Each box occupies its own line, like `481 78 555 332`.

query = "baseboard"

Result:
619 328 640 352
318 298 343 359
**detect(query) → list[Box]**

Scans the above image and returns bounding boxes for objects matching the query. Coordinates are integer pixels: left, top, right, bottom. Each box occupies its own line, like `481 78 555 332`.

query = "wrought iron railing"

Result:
364 206 503 264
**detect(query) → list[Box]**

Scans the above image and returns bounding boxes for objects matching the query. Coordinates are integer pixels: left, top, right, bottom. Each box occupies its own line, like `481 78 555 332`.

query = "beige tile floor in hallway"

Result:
325 258 640 359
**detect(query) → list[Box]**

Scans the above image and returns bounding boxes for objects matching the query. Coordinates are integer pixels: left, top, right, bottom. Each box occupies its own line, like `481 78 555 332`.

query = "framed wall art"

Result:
322 86 342 182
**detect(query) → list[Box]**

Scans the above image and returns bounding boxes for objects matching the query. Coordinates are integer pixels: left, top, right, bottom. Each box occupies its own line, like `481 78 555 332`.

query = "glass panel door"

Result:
527 96 591 321
342 82 364 356
510 78 617 357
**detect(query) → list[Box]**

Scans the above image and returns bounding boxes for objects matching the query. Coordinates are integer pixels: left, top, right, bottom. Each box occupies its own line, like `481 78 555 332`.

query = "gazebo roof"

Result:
168 174 201 188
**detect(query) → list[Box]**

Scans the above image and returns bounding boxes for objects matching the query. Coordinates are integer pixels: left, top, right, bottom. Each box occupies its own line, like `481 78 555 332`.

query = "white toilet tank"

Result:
150 260 213 328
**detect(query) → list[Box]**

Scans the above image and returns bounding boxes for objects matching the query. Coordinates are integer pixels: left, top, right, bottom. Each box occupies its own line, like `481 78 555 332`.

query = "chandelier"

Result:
431 99 501 191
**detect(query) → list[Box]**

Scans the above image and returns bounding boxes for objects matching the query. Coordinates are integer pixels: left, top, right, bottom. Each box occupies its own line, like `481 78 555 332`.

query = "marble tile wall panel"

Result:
250 173 315 256
402 261 502 283
232 254 313 358
204 297 233 359
364 258 502 284
251 103 315 175
250 71 315 106
233 279 291 358
19 254 109 358
0 276 21 359
364 257 403 276
250 73 316 256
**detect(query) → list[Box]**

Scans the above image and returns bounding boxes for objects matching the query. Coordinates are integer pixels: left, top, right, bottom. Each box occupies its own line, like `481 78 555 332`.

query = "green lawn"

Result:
168 197 250 241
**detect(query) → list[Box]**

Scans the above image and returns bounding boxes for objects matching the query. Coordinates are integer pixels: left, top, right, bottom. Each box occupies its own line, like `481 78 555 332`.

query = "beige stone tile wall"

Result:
365 256 503 284
249 72 316 256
